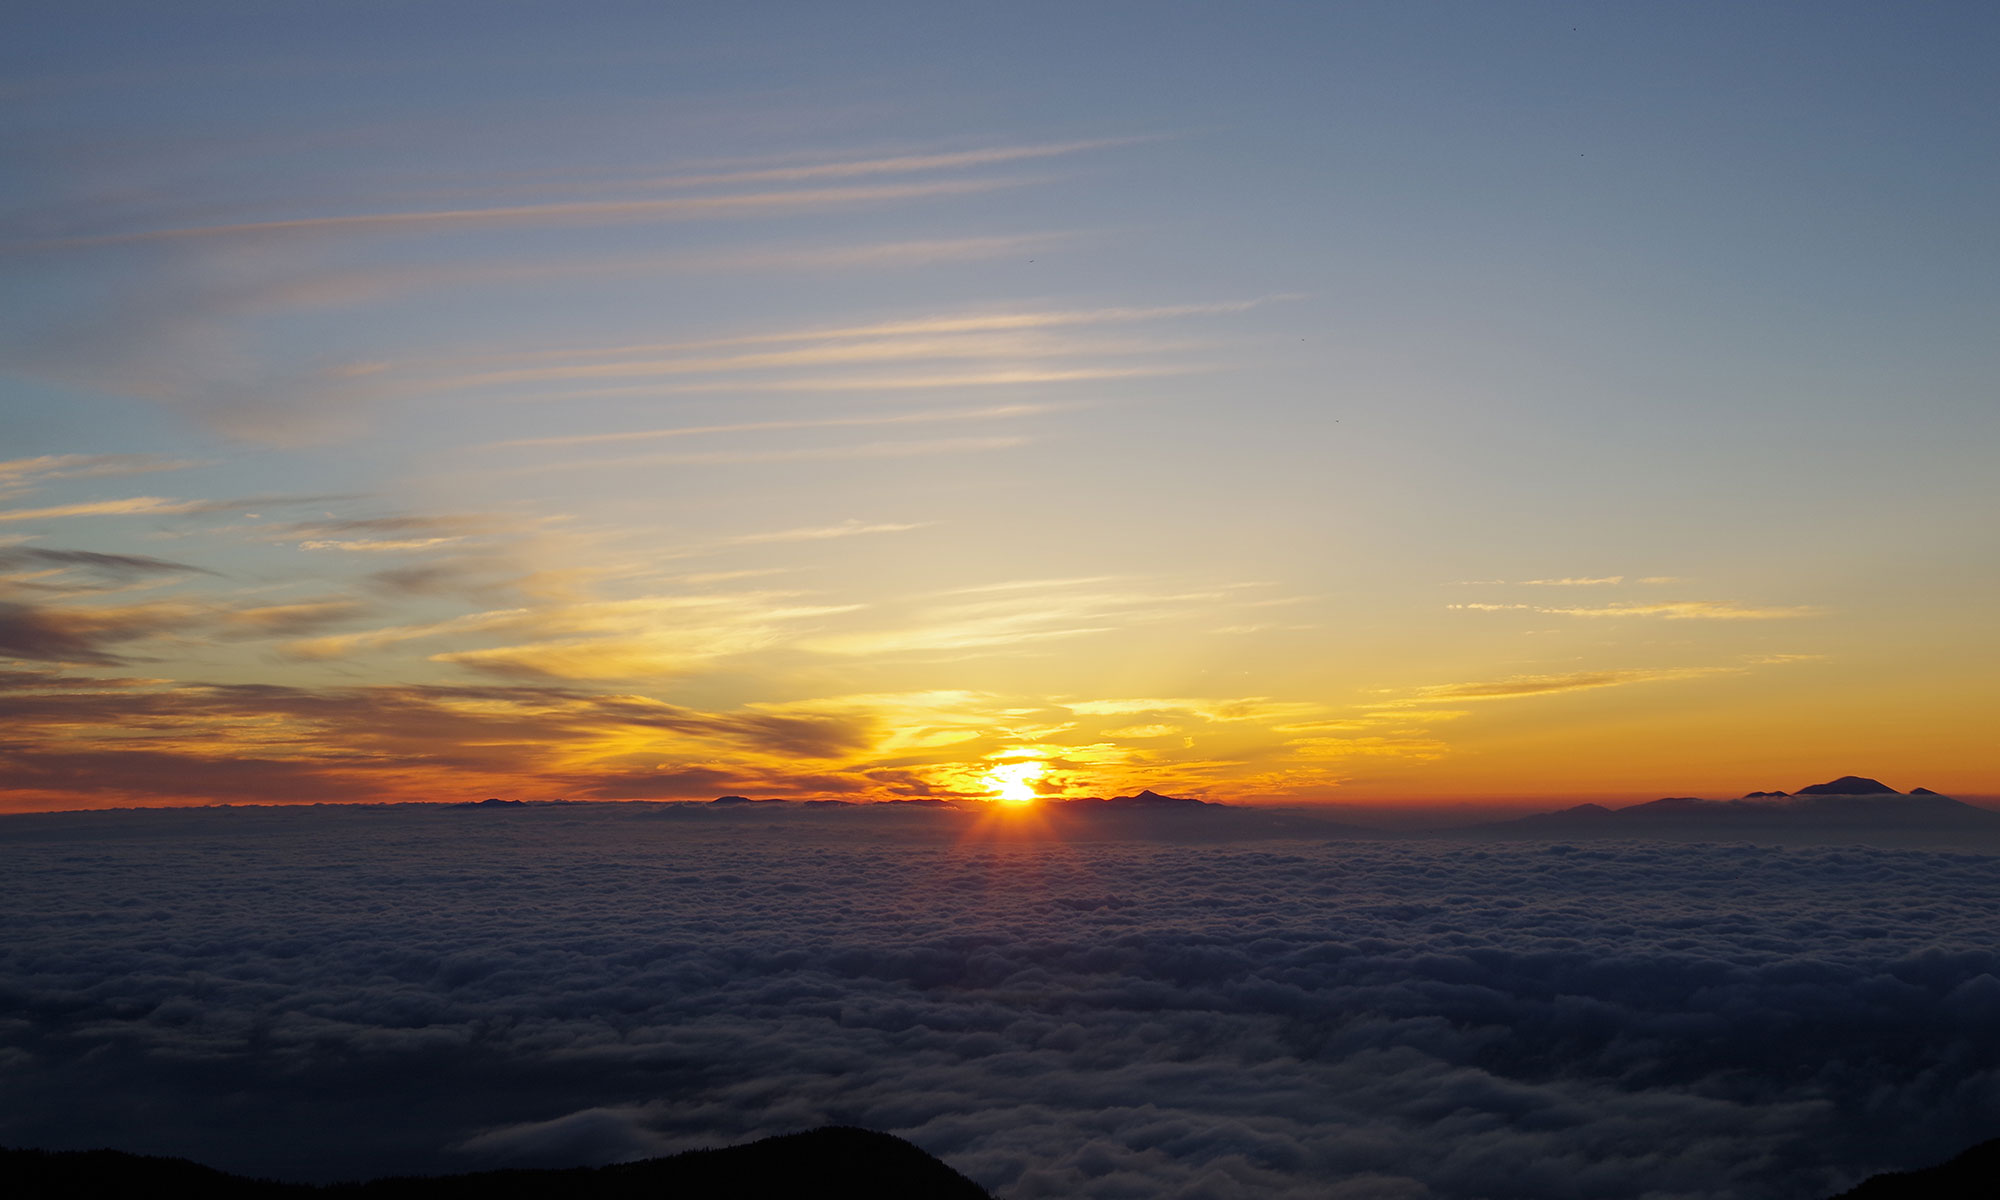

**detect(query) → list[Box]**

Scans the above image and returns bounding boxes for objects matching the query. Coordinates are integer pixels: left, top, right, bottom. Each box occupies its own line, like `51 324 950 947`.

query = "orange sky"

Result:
4 8 1996 813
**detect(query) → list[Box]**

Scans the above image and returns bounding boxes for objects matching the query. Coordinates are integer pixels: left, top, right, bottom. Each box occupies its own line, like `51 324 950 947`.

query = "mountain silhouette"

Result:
1056 787 1212 808
1830 1135 2000 1198
1461 777 2000 845
0 1128 989 1199
1795 776 1899 795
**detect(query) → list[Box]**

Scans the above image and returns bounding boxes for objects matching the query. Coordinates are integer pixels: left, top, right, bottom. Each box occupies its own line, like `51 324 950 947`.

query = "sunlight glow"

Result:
981 759 1046 804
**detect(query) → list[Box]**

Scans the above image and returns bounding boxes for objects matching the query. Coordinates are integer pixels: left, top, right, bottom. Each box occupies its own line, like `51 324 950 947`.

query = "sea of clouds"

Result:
4 803 1999 1199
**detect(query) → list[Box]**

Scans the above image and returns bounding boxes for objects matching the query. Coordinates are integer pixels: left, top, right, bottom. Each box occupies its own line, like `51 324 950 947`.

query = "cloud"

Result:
27 179 1027 250
0 547 214 578
22 138 1132 251
1448 600 1822 620
803 583 1239 660
0 453 200 498
719 520 932 546
1403 666 1741 702
0 679 875 806
0 598 199 664
1545 600 1824 620
0 493 347 524
287 592 860 678
3 817 1995 1199
221 600 371 638
536 437 1031 472
0 496 211 522
464 298 1281 367
483 404 1052 451
1065 696 1323 723
1285 735 1450 762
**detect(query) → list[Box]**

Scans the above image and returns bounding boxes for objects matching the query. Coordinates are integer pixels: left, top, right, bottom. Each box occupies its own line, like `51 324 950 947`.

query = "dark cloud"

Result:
0 668 154 691
364 557 518 600
0 680 876 806
0 547 215 577
1 813 1995 1198
0 599 195 663
0 744 361 802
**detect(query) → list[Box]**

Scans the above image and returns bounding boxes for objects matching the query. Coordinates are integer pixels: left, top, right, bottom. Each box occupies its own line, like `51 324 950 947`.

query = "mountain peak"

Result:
1115 788 1206 806
1795 776 1899 796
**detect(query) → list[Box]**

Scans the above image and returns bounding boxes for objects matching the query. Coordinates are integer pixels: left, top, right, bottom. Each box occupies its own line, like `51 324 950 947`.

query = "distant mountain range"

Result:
1463 777 2000 842
444 777 2000 848
0 1128 988 1199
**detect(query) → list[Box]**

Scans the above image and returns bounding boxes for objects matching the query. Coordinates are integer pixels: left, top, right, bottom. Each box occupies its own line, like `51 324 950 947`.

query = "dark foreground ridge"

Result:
0 1128 990 1200
1831 1135 2000 1198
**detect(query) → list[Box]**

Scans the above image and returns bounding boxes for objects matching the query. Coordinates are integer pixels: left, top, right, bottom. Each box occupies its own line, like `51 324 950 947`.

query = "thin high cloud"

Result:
21 137 1133 251
258 236 1088 314
459 298 1283 371
0 497 211 522
613 136 1150 189
530 436 1030 473
23 179 1025 250
283 513 525 553
519 366 1176 400
1403 666 1742 702
1450 600 1822 620
802 583 1230 658
1448 575 1681 587
0 493 347 523
284 590 863 680
484 403 1052 451
435 335 1195 392
0 547 215 578
268 234 1077 310
719 520 930 546
0 453 200 498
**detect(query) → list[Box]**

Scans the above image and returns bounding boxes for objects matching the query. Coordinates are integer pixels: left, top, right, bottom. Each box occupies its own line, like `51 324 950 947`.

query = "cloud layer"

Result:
3 807 1997 1198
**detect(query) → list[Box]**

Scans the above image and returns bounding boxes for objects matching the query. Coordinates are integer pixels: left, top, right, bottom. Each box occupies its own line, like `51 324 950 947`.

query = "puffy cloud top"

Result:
2 805 1997 1198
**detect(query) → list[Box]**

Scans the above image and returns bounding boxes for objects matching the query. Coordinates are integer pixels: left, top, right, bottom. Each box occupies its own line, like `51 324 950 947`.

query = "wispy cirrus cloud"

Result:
0 493 345 523
23 178 1027 250
483 403 1052 452
20 136 1135 252
536 436 1031 473
1450 600 1822 620
0 547 215 578
719 519 931 546
457 298 1277 369
220 599 372 638
802 581 1226 658
287 590 860 681
284 513 524 553
0 496 211 522
1402 666 1742 702
0 453 201 499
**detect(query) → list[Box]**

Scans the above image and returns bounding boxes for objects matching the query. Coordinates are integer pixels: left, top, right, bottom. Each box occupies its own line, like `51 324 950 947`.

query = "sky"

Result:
4 1 1997 811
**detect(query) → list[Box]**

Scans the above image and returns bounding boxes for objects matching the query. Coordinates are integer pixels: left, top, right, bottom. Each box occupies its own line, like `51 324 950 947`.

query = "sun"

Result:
980 760 1046 805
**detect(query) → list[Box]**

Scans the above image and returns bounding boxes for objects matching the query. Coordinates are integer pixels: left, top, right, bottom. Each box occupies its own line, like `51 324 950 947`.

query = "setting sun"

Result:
981 760 1046 805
